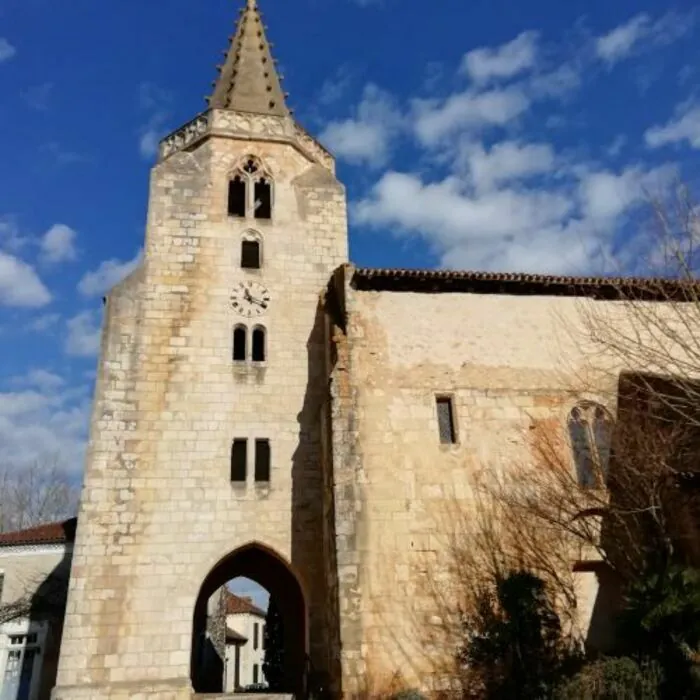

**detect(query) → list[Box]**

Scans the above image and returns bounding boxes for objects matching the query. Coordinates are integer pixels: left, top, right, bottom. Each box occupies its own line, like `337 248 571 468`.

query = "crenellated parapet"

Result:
158 109 335 173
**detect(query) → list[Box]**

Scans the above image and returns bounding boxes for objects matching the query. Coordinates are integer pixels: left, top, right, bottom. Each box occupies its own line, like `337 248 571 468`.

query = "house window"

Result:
568 402 612 489
253 664 259 685
233 326 247 362
254 179 272 220
228 176 246 218
253 623 259 650
255 439 271 483
0 572 4 603
436 396 457 444
231 439 248 483
241 239 261 269
251 327 266 362
3 632 41 699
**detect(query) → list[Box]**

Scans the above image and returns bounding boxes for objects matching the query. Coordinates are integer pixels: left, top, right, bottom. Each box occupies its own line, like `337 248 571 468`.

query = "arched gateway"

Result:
191 543 307 695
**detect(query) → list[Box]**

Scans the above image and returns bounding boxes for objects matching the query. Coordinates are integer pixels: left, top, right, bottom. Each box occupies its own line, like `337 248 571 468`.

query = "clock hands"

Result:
242 287 268 309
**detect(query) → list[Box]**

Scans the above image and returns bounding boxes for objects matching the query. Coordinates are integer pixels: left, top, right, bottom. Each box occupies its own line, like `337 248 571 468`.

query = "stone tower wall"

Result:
52 127 347 700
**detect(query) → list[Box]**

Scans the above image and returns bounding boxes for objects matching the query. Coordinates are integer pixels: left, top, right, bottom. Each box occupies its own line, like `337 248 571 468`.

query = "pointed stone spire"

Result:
207 0 289 116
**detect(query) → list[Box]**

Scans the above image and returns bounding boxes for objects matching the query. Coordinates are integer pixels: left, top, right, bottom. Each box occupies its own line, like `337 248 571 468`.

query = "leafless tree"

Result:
483 185 700 586
0 456 80 532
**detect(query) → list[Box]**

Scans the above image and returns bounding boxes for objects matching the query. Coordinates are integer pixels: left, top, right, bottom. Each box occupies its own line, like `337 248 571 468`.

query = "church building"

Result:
35 1 695 699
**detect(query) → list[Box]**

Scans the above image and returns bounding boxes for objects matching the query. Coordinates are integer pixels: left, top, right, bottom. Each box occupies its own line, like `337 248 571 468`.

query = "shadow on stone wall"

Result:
291 299 340 698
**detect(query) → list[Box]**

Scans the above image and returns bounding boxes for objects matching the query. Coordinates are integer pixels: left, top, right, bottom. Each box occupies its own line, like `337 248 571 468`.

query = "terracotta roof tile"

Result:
224 590 266 617
351 266 700 301
0 518 77 547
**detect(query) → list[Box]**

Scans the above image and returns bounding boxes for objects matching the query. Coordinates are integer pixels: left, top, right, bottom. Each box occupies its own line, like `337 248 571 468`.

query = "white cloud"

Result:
459 140 556 192
0 383 90 474
10 369 65 392
317 65 353 105
139 122 164 159
645 102 700 150
596 14 651 65
461 31 539 84
0 38 16 63
25 369 65 391
138 82 172 159
40 223 78 264
412 86 530 145
0 252 51 307
529 63 581 98
78 249 142 297
596 11 695 66
25 313 60 333
65 311 102 357
354 171 579 272
606 135 627 157
319 84 403 167
353 160 675 275
0 216 31 252
578 165 676 222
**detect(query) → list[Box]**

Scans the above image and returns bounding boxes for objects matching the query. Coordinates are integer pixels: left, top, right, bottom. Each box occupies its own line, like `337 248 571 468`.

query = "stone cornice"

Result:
158 109 335 174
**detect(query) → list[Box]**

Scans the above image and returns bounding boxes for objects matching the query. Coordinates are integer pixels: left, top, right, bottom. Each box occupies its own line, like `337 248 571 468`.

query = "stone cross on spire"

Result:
207 0 289 116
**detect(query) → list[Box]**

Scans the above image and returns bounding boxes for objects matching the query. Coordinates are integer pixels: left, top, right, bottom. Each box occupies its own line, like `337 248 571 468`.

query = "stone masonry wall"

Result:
52 127 347 700
330 280 695 693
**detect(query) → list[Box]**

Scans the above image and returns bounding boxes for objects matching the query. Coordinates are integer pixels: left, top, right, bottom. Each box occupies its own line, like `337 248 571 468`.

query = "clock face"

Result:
230 281 271 318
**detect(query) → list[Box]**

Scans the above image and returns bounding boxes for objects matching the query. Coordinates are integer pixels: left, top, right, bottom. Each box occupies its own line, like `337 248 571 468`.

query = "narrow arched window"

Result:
251 327 266 362
233 326 247 362
228 176 246 218
568 402 612 489
241 239 261 269
254 178 272 220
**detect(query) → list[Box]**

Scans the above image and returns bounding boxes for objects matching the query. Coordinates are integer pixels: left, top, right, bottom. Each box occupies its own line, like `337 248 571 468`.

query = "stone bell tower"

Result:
52 0 348 697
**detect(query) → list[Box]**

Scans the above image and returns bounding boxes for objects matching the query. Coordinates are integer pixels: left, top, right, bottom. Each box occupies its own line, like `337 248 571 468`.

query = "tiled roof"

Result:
224 590 266 617
351 266 700 301
0 518 77 547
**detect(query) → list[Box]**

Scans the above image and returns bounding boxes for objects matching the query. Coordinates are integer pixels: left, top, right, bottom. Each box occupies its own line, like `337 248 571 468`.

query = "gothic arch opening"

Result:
190 543 307 695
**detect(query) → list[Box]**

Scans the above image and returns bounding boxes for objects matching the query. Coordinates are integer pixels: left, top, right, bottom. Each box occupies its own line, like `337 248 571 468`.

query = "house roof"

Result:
224 590 266 617
0 518 77 547
350 266 700 301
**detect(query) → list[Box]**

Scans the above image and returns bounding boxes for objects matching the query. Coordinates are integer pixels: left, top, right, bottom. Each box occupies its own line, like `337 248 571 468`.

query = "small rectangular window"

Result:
436 396 457 444
241 240 261 269
253 664 259 685
228 177 246 217
0 572 4 603
253 622 259 650
255 439 271 482
231 439 247 483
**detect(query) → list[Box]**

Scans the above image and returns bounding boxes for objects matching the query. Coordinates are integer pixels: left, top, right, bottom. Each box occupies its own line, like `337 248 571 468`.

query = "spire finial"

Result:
207 0 288 116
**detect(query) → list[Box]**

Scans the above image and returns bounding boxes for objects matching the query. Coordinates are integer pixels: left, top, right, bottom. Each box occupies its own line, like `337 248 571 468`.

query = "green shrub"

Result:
556 656 662 700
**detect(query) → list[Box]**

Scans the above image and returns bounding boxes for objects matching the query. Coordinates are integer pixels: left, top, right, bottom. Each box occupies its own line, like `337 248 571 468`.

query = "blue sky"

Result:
1 0 700 603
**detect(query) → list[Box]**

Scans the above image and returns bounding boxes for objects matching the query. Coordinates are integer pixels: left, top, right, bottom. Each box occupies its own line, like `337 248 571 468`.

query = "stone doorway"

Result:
190 542 307 696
